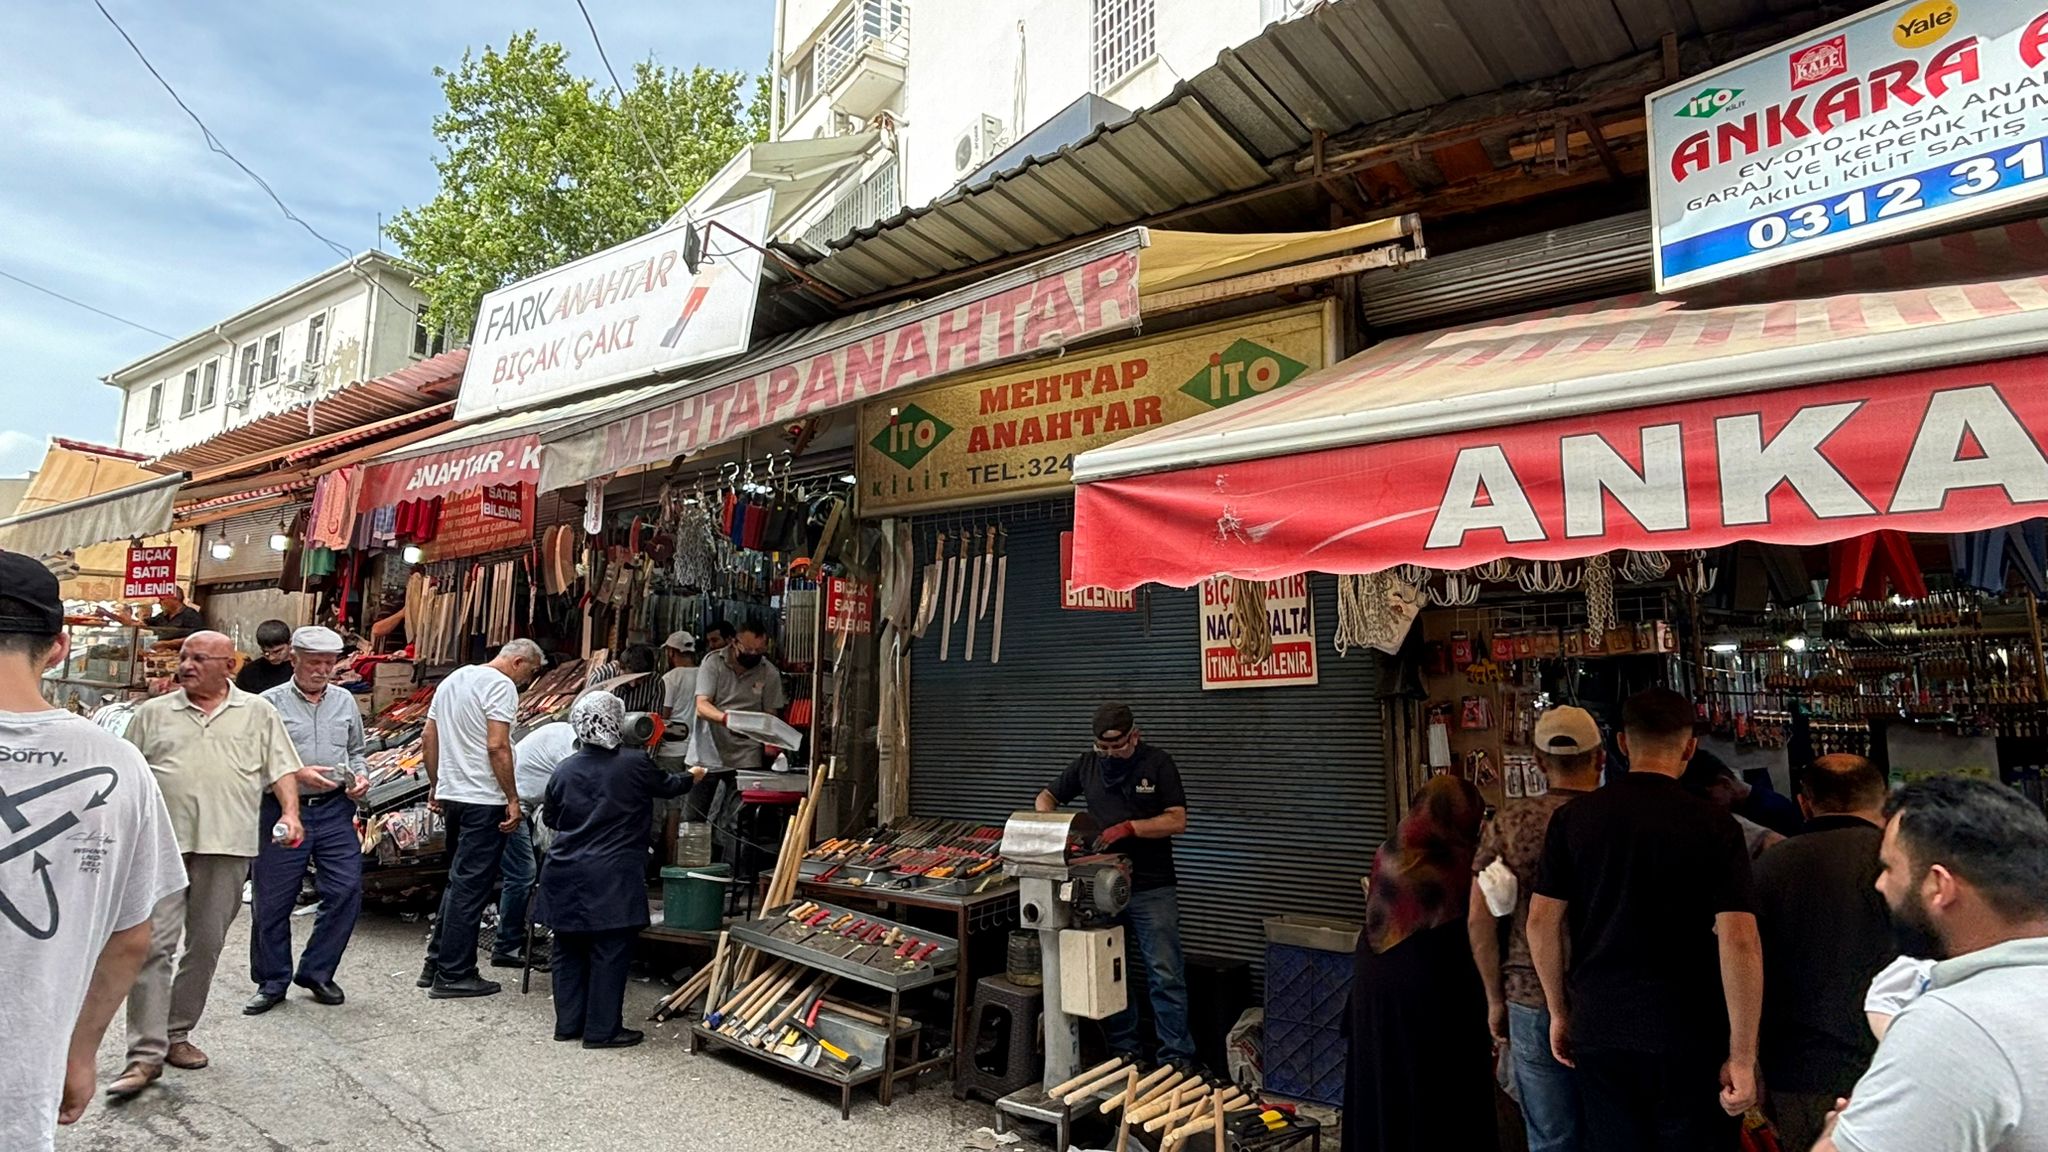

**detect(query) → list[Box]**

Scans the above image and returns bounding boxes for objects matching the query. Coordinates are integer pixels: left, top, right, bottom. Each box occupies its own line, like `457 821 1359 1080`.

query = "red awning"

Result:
1071 222 2048 589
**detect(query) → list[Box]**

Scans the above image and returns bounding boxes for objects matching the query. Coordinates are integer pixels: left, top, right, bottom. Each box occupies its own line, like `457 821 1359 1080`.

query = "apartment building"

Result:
105 251 440 457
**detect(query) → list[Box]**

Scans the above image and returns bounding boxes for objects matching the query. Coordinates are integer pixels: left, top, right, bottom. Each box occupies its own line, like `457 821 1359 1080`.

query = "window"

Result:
786 55 814 115
145 382 163 429
239 343 260 399
1091 0 1156 93
180 369 198 417
304 312 327 365
199 359 218 409
412 316 447 358
261 332 282 383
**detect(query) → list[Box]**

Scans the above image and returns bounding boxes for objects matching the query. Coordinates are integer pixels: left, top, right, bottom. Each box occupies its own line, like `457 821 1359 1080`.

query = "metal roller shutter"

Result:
194 506 295 585
906 501 1385 970
1358 212 1651 332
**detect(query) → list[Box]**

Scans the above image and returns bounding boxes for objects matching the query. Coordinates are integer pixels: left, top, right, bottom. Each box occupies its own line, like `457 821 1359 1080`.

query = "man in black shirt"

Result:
1753 754 1895 1152
116 584 206 640
234 619 294 694
1530 687 1763 1152
1035 701 1194 1067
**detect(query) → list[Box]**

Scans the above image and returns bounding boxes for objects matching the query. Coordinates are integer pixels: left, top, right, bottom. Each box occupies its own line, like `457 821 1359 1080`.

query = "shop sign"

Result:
421 484 534 562
479 483 522 522
563 243 1143 484
455 190 772 420
1650 0 2048 290
362 434 543 508
858 306 1327 514
123 545 179 598
824 578 875 635
1199 575 1318 690
1059 531 1134 611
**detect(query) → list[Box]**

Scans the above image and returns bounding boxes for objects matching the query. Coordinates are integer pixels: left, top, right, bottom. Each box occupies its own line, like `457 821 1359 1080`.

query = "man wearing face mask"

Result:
1034 702 1195 1070
685 622 787 824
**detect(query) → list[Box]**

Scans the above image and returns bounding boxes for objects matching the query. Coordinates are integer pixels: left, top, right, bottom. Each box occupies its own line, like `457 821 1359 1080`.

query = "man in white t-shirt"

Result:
0 552 185 1150
418 639 544 998
658 630 697 719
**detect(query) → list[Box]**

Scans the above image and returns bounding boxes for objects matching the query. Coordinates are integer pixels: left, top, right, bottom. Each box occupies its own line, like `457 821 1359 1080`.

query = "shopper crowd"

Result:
1345 686 2048 1152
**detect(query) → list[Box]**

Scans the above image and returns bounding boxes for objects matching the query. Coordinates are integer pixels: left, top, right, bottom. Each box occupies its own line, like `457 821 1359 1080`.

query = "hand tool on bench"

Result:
784 1017 862 1074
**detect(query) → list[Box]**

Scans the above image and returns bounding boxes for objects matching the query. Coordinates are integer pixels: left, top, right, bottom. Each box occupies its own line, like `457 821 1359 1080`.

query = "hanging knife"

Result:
914 532 942 638
964 527 986 662
938 533 956 661
978 526 996 620
983 524 999 660
946 532 968 654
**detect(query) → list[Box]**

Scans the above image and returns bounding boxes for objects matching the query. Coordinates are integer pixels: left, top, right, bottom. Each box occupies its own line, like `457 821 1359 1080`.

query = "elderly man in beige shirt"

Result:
107 630 302 1100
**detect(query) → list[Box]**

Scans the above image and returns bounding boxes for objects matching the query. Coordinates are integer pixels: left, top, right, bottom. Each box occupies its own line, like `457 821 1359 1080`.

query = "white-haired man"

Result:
246 626 369 1015
418 638 544 998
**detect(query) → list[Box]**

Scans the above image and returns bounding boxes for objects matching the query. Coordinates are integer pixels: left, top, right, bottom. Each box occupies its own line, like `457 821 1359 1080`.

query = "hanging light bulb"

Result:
839 474 858 485
1782 634 1808 653
402 544 423 564
1708 631 1740 654
209 533 234 561
268 521 290 552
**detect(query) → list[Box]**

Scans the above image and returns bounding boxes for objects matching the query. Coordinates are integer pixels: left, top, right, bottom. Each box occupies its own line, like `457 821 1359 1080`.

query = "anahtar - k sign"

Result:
1649 0 2048 289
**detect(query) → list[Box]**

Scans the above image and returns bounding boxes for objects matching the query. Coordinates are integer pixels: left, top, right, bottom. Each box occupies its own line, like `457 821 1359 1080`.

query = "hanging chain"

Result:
1584 553 1619 636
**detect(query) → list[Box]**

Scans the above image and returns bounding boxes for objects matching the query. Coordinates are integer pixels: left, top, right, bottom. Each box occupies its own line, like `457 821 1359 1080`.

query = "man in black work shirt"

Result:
1035 701 1195 1068
1529 687 1763 1152
116 584 206 640
1753 754 1896 1152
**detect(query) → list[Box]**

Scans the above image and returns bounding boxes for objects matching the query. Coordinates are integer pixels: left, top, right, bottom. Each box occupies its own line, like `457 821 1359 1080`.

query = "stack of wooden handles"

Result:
1046 1057 1249 1152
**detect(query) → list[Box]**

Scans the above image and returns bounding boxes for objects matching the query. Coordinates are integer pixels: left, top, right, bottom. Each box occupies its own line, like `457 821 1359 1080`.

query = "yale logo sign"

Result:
1893 0 1957 47
870 403 953 470
1178 340 1309 409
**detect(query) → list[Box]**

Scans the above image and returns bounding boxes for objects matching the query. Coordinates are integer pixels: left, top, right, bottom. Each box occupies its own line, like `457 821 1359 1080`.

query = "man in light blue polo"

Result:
246 626 368 1014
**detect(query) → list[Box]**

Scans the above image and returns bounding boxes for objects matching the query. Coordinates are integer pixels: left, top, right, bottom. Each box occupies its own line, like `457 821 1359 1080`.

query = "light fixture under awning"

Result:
0 472 184 557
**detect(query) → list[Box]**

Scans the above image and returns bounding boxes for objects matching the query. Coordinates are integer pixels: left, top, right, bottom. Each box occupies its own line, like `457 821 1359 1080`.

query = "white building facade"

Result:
105 251 438 457
760 0 1320 250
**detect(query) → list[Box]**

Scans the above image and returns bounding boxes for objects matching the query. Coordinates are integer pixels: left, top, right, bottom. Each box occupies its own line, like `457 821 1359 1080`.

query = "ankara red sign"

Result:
1072 355 2048 588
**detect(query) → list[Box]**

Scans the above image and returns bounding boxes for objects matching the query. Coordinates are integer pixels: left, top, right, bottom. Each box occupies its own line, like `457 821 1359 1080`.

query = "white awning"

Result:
0 472 184 557
686 133 885 236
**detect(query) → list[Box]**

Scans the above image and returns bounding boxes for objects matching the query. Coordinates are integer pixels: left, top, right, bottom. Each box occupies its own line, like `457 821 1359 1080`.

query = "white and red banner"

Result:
1060 531 1134 611
1199 574 1318 689
1075 355 2048 588
824 578 875 636
123 545 178 598
550 245 1142 485
360 434 542 508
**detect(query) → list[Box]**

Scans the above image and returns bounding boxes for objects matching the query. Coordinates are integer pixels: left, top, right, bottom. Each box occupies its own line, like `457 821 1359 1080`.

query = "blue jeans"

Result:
494 817 537 956
250 795 362 994
1509 1001 1586 1152
1103 885 1196 1065
427 800 509 982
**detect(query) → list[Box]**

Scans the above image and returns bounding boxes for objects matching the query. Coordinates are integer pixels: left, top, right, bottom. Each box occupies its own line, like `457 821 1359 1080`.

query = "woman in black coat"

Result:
541 691 690 1047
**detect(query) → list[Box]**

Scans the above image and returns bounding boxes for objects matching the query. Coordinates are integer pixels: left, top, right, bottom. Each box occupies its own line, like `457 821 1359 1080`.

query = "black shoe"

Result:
241 990 286 1016
295 977 345 1005
490 950 547 971
428 974 502 999
554 1031 579 1042
416 959 436 989
582 1029 645 1049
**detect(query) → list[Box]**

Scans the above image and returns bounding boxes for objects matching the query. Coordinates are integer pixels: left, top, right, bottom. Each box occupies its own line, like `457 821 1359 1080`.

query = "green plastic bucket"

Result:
660 864 729 931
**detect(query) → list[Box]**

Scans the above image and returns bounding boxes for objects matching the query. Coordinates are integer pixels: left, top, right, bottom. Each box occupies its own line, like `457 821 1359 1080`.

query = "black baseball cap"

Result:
1093 701 1135 740
0 551 63 635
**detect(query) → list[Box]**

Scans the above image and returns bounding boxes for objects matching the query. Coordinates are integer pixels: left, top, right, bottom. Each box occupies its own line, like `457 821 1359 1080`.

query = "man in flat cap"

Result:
247 626 368 1015
1036 701 1196 1070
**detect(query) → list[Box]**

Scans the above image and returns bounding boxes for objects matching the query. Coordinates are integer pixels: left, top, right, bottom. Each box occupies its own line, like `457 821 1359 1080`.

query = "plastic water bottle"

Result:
677 821 712 868
272 821 298 847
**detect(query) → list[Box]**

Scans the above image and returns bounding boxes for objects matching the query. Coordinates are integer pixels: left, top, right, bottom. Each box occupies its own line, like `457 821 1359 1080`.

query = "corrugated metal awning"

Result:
0 473 183 556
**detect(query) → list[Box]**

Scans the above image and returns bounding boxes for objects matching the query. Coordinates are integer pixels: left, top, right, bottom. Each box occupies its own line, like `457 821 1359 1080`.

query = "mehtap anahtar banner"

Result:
1650 0 2048 291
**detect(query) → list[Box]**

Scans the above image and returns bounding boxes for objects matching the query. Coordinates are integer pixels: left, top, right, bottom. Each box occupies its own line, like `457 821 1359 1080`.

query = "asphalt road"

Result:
55 908 1011 1151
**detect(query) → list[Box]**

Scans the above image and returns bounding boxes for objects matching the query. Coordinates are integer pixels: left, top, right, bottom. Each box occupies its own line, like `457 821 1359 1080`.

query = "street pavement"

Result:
57 908 1011 1151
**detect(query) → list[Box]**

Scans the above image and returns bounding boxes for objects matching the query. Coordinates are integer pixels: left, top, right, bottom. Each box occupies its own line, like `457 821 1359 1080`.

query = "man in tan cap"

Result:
1469 704 1602 1152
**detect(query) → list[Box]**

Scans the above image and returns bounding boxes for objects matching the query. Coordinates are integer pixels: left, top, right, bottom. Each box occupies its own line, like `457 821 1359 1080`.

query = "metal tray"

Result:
732 903 959 992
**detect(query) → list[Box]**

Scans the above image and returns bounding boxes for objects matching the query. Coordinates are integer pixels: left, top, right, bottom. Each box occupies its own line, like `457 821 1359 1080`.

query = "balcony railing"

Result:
802 156 901 250
815 0 908 94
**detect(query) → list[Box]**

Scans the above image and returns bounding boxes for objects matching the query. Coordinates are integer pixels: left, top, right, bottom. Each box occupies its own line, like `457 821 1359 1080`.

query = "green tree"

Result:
389 31 769 337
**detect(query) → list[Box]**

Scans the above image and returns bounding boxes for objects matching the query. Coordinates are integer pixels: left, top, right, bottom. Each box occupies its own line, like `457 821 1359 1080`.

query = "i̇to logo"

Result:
1674 87 1743 119
1178 340 1309 409
870 403 952 469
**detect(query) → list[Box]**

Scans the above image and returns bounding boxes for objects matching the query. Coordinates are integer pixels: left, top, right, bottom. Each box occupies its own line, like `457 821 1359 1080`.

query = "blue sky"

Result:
0 0 772 476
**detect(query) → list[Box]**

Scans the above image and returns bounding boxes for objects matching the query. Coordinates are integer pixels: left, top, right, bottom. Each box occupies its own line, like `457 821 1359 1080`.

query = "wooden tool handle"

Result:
1128 1076 1200 1125
1099 1063 1175 1114
1046 1057 1126 1099
1060 1061 1135 1105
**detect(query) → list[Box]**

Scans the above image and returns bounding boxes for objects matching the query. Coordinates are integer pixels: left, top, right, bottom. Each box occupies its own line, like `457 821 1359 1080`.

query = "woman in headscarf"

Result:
540 691 690 1048
1343 774 1499 1152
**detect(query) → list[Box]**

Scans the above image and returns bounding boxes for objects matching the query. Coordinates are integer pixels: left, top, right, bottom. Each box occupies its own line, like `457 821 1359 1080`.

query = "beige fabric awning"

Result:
0 472 183 557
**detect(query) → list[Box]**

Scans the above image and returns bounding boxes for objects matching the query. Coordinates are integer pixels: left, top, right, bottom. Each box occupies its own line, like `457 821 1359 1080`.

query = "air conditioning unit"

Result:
282 364 315 391
953 115 1010 178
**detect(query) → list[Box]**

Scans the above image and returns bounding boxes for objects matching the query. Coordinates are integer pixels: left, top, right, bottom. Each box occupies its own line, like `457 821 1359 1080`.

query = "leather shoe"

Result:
165 1041 209 1070
416 958 436 989
295 977 345 1005
428 974 502 999
105 1061 161 1100
242 990 287 1015
554 1031 580 1042
582 1029 645 1049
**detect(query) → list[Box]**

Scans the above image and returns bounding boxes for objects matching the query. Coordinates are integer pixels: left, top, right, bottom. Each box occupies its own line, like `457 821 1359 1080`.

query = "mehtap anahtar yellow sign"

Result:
856 303 1330 515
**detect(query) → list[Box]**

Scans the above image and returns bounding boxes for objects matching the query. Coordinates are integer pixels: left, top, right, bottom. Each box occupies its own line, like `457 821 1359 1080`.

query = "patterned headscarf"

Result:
570 690 625 750
1362 774 1485 954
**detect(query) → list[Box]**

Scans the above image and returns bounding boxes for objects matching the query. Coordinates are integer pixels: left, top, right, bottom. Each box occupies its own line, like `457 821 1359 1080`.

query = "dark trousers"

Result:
494 818 537 956
1103 885 1197 1065
427 800 509 982
1576 1046 1740 1152
250 795 363 994
684 770 734 823
552 927 636 1041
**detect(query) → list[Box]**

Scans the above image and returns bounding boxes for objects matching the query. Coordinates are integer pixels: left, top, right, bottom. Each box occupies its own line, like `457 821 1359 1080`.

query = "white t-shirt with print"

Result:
428 664 519 805
0 709 186 1152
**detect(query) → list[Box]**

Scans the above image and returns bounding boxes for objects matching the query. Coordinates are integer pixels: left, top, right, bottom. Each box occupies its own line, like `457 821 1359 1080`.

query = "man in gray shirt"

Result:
1818 776 2048 1152
247 626 368 1015
684 621 786 822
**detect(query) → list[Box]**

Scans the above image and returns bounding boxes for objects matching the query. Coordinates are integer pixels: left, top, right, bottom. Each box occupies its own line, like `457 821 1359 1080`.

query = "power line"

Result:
88 0 428 325
571 0 687 214
0 268 175 339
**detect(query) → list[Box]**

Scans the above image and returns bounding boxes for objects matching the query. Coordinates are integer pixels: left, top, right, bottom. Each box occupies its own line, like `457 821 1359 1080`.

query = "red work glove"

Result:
1097 821 1136 849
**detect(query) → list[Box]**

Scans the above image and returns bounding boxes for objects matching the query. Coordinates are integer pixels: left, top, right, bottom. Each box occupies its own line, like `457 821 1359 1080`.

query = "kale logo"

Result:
869 403 952 469
1179 340 1309 409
